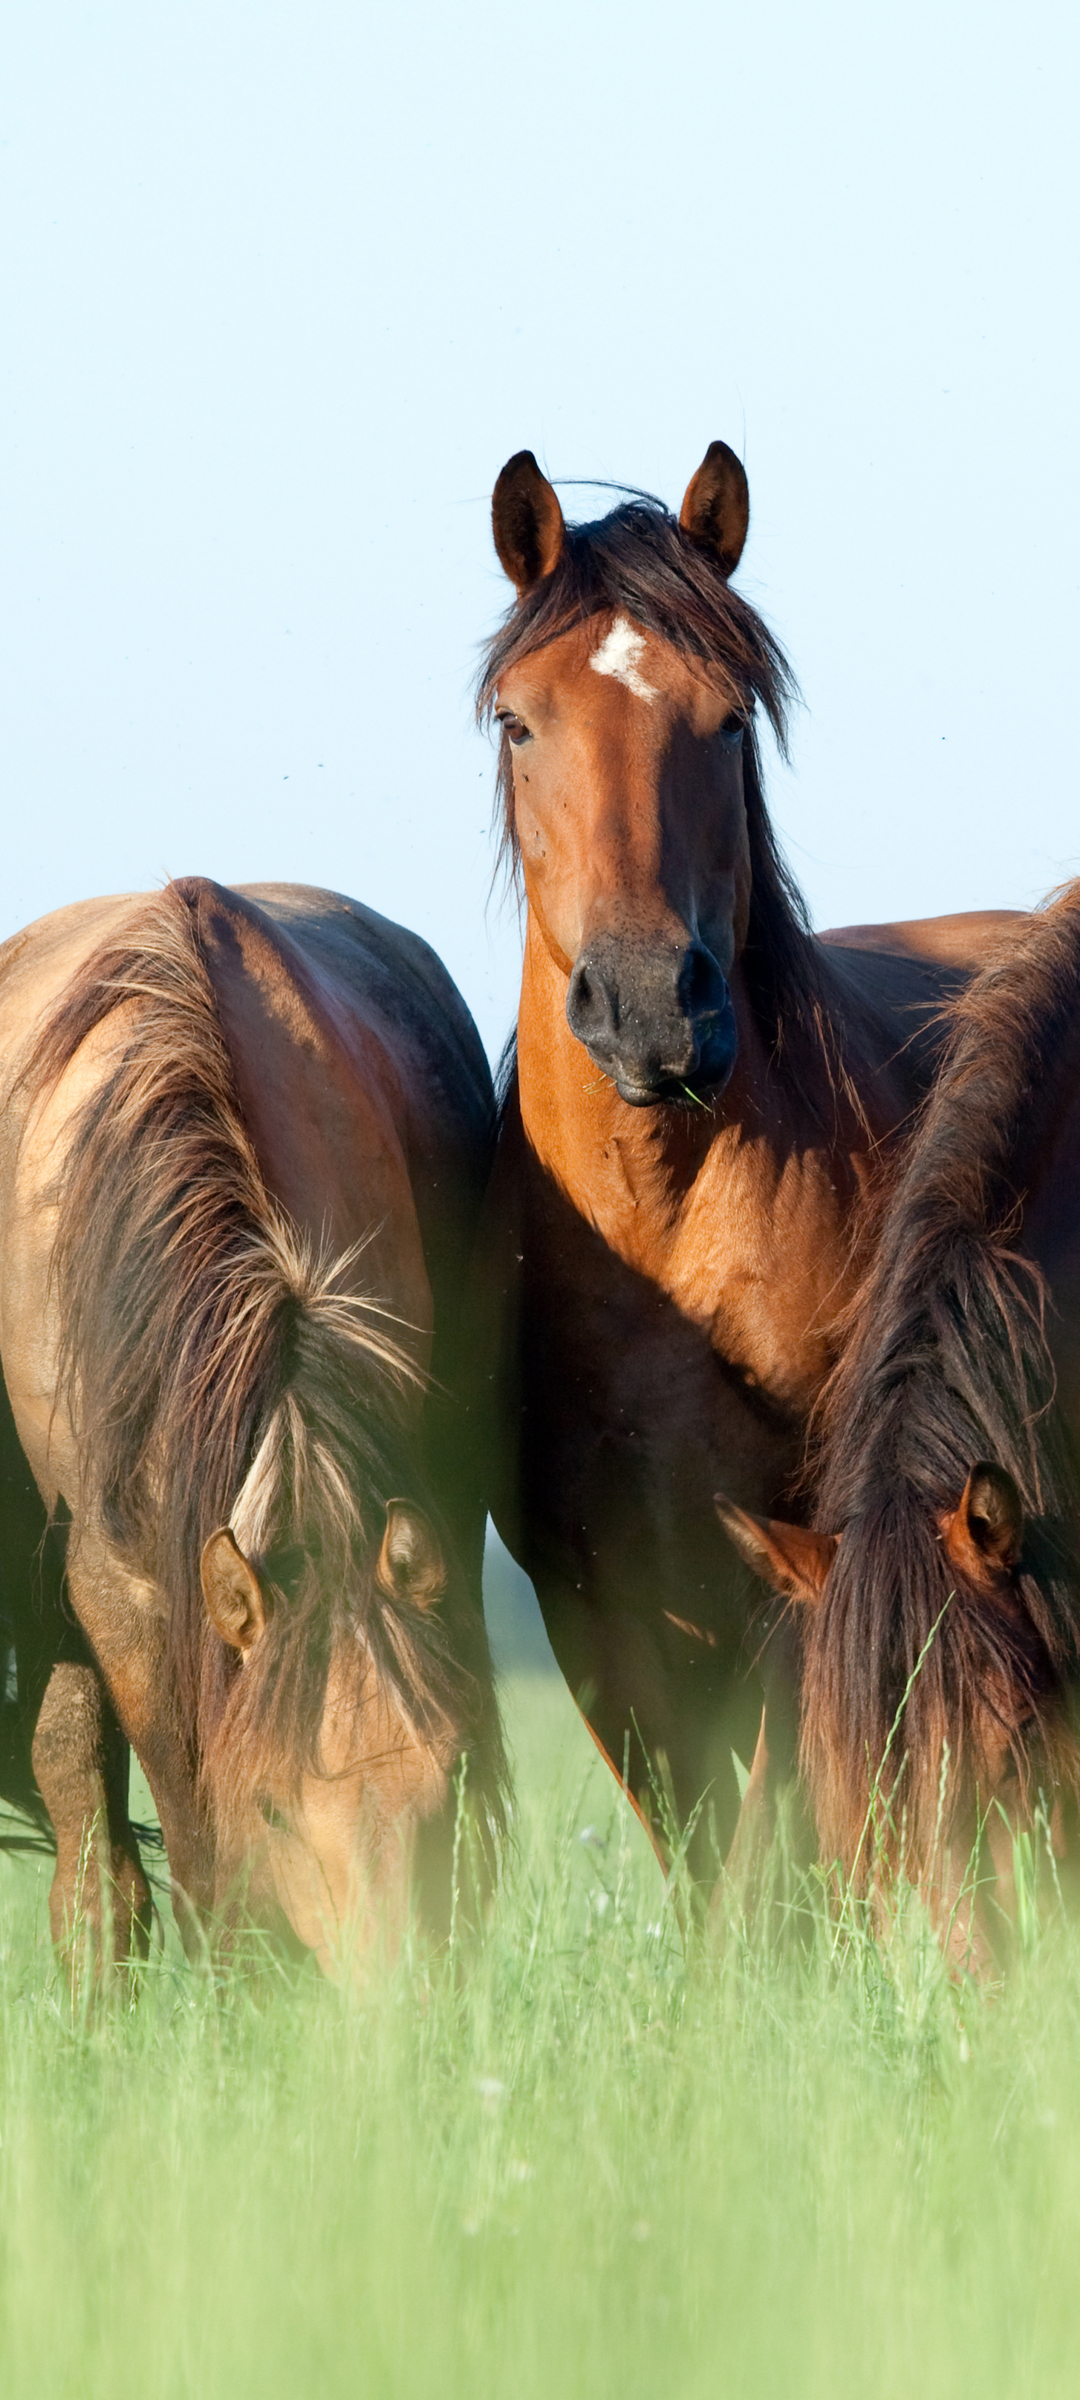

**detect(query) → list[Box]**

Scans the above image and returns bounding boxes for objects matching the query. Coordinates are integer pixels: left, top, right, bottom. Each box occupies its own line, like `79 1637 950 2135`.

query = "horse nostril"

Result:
567 951 618 1043
680 942 727 1020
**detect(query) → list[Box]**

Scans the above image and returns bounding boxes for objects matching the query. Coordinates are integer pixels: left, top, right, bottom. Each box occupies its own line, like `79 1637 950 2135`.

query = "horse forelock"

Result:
25 883 508 1838
802 885 1080 1877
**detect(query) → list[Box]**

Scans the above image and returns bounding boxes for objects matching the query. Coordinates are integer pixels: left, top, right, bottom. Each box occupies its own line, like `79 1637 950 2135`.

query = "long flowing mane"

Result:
25 882 505 1834
801 885 1080 1874
477 492 869 1102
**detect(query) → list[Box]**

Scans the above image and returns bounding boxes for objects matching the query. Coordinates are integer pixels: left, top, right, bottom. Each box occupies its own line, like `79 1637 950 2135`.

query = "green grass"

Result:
3 1663 1080 2399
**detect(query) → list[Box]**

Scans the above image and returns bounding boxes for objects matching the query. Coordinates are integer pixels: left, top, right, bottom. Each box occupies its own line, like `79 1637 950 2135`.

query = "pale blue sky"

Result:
4 1 1078 1058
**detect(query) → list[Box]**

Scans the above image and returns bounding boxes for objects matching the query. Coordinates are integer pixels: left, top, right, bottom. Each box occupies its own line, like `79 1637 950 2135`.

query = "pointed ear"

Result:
375 1499 446 1608
492 450 565 593
679 440 750 577
715 1494 836 1604
200 1527 267 1656
941 1462 1024 1579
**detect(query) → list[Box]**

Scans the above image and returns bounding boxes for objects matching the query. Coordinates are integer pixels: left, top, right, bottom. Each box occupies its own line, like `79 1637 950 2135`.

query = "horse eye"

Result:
720 711 747 744
258 1796 290 1835
499 713 531 747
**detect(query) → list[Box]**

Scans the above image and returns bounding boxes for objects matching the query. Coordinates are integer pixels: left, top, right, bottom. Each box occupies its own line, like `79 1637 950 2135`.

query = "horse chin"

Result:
605 1007 740 1110
611 1052 738 1111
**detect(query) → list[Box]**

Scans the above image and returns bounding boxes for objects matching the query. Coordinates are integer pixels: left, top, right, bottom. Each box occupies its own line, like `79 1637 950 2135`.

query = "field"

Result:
2 1545 1080 2399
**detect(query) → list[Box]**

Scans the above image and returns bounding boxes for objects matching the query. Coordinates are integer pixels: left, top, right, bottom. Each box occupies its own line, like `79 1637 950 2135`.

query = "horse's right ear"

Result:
715 1494 836 1604
940 1462 1025 1581
492 451 565 593
680 441 750 577
201 1528 267 1656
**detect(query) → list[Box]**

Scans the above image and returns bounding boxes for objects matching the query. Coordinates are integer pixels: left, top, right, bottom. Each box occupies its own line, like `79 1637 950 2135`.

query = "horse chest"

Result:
518 1112 847 1441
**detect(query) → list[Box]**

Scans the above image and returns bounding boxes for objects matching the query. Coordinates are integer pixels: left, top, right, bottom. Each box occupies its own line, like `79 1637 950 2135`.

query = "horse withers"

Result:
0 878 504 1976
719 884 1080 1964
481 442 1021 1882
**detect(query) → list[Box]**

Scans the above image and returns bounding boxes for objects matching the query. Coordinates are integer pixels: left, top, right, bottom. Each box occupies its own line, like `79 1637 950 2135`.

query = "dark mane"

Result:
477 495 863 1101
26 884 505 1836
802 886 1080 1875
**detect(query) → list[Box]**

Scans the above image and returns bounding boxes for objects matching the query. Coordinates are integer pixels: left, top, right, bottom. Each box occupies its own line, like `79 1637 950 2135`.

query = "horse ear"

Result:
201 1527 267 1656
941 1462 1024 1579
492 450 565 593
715 1494 836 1604
376 1499 446 1608
680 441 750 577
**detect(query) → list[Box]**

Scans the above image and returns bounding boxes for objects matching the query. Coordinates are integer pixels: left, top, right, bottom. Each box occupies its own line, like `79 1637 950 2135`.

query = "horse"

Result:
480 441 1021 1879
0 876 505 1975
719 883 1080 1962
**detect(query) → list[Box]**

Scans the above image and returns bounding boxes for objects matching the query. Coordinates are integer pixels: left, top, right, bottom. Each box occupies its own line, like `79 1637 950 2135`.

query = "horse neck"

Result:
515 914 896 1391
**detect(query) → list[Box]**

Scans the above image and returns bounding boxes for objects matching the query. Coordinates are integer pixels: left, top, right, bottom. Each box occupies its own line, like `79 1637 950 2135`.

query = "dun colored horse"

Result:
720 884 1080 1960
482 442 1019 1872
0 878 504 1973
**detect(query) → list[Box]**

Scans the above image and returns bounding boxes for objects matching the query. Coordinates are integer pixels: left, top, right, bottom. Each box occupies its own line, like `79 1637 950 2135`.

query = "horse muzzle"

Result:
565 933 738 1106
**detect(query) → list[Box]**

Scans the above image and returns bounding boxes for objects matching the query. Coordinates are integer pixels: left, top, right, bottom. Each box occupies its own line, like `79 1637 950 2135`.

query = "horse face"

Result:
497 622 749 1105
492 444 753 1108
240 1647 455 1979
201 1513 462 1978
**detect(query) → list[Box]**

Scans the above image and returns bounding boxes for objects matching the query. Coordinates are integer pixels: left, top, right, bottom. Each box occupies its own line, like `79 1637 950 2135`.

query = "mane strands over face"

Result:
24 883 506 1837
477 491 875 1106
802 885 1080 1876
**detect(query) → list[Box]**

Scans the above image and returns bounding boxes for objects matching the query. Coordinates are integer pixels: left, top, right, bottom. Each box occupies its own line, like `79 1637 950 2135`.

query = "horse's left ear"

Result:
715 1494 836 1603
492 450 565 593
941 1462 1024 1579
680 441 750 577
201 1527 267 1656
376 1500 446 1608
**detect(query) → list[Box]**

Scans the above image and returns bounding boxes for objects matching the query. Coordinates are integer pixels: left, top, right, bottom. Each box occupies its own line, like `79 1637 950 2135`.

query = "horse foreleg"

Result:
58 1532 216 1953
31 1660 152 1977
713 1614 809 1935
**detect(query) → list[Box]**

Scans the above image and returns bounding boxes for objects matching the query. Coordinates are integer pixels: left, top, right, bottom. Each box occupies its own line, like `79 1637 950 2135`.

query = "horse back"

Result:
817 910 1028 1087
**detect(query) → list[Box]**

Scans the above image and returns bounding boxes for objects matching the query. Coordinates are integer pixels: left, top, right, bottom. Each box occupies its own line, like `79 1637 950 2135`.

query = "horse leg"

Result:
59 1536 214 1955
713 1612 810 1938
31 1659 152 1973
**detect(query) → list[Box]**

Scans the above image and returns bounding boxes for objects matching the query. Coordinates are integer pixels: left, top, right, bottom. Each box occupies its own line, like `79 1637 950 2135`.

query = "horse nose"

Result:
565 934 737 1103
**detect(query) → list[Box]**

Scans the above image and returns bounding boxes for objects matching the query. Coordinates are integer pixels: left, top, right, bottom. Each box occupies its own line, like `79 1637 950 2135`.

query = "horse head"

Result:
200 1493 493 1979
717 1470 1078 1971
488 443 777 1108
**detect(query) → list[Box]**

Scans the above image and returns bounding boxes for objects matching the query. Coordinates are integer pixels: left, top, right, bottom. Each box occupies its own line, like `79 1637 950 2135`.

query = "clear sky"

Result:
4 1 1078 1060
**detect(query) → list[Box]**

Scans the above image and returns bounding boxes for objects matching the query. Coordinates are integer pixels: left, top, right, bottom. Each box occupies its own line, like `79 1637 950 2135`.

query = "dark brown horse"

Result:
480 442 1020 1875
720 884 1080 1959
0 877 504 1974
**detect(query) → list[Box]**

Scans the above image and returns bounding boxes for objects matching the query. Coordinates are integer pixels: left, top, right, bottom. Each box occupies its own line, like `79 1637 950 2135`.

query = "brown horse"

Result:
0 877 504 1974
720 884 1080 1959
481 442 1020 1875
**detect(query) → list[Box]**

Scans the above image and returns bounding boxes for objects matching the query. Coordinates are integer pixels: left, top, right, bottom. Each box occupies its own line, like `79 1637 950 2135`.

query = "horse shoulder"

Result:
0 900 162 1503
236 885 495 1272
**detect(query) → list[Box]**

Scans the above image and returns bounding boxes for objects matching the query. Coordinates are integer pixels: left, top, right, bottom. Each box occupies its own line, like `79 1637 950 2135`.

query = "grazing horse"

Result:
0 878 504 1973
481 442 1020 1874
720 883 1080 1959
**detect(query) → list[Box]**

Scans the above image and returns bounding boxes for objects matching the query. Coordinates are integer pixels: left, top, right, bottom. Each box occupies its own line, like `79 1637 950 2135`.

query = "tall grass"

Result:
3 1668 1080 2399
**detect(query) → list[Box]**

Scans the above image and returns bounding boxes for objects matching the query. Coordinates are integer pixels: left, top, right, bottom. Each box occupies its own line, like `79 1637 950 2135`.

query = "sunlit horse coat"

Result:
0 878 504 1972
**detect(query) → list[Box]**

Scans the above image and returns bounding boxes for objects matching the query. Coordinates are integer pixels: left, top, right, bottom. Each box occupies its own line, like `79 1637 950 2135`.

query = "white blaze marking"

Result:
589 614 657 702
